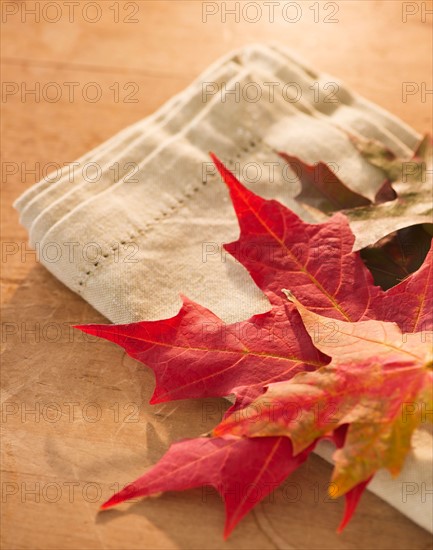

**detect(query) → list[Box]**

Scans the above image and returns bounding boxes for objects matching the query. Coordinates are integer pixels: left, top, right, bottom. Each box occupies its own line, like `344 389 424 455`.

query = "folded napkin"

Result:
15 44 432 533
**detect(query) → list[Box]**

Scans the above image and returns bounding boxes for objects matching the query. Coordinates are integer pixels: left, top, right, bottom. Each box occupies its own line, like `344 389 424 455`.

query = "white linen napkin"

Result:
15 43 432 533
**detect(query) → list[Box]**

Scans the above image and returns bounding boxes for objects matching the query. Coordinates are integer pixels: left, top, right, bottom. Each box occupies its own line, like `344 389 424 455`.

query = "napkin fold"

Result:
15 44 432 533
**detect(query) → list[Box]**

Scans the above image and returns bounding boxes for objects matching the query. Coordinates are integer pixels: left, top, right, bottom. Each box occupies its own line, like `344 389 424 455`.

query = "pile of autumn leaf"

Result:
76 139 432 537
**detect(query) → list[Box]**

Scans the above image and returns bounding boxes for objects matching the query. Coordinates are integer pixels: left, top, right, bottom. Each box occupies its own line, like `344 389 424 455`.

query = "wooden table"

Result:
2 1 432 548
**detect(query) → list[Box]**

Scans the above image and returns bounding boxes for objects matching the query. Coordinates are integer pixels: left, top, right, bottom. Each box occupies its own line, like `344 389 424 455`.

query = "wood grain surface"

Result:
1 1 432 549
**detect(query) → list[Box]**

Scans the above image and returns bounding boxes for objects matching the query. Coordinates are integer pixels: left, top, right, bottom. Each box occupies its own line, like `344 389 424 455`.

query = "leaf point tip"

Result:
72 324 88 333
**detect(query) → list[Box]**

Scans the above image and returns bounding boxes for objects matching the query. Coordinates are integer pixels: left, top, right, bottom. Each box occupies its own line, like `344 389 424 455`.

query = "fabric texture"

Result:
15 44 432 533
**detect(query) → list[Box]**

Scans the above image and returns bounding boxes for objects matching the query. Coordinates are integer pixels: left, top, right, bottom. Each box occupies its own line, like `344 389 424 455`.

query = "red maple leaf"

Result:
101 436 313 538
75 155 432 536
75 297 325 406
